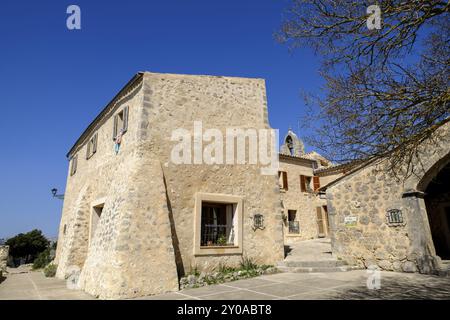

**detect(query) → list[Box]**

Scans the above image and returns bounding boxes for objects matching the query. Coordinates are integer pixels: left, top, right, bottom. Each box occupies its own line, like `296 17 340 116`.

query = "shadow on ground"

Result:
336 275 450 300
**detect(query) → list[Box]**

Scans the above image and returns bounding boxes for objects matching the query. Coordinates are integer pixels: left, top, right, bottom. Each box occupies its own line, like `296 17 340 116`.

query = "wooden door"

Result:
316 207 325 238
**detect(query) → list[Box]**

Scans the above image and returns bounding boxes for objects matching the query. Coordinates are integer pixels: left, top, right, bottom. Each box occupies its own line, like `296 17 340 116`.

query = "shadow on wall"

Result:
162 173 185 278
284 245 292 258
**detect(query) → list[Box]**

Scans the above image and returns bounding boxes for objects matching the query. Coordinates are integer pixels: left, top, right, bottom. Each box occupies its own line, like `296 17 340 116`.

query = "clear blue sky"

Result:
0 0 324 239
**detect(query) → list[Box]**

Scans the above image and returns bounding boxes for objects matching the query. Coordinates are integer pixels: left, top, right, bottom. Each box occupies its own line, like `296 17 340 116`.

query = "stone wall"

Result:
140 72 284 272
279 157 324 242
326 121 450 274
0 246 8 276
55 72 285 299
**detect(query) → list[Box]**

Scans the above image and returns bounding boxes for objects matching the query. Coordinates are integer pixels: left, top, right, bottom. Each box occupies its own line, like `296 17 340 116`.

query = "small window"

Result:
300 175 313 193
312 161 319 170
288 210 299 234
201 203 236 247
194 193 243 256
278 171 288 191
86 132 98 160
90 203 104 245
386 209 404 226
63 224 67 235
70 155 78 176
113 106 129 140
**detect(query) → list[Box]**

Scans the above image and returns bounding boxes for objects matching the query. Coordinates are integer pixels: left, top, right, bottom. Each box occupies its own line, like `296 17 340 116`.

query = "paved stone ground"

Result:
0 268 94 300
139 270 450 300
0 268 449 300
284 238 335 262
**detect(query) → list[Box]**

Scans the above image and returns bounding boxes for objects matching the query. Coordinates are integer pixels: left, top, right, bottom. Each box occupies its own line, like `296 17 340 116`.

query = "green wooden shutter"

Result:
93 132 98 154
86 141 91 159
113 115 118 140
122 106 129 133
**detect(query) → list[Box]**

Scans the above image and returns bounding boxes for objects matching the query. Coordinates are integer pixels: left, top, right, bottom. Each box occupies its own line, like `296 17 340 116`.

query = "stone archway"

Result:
423 159 450 260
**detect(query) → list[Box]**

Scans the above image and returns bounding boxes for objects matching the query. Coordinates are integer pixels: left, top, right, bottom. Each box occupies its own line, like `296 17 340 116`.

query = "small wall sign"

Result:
344 216 357 227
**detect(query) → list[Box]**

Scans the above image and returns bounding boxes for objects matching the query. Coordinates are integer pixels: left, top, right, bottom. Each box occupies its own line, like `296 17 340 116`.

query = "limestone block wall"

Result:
327 121 450 274
56 72 285 298
327 166 413 271
78 154 179 299
139 72 284 272
55 79 145 280
0 246 8 275
278 158 324 242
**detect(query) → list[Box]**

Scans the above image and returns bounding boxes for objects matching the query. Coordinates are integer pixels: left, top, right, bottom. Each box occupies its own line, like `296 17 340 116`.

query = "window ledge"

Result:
286 233 302 237
195 246 243 256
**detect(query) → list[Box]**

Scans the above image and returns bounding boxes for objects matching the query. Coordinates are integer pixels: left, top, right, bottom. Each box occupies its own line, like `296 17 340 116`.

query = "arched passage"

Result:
423 160 450 260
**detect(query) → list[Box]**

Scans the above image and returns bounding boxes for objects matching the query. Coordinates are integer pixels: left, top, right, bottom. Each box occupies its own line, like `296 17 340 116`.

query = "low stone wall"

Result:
0 246 9 276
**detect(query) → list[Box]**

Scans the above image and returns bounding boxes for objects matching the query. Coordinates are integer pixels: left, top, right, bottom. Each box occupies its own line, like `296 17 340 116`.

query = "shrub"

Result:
43 264 57 278
6 229 49 264
187 264 200 277
217 262 235 274
32 249 52 270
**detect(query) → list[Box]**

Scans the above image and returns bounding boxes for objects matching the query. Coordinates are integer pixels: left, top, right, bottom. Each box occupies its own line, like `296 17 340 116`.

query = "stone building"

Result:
0 246 8 278
278 130 346 243
322 121 450 275
55 72 285 299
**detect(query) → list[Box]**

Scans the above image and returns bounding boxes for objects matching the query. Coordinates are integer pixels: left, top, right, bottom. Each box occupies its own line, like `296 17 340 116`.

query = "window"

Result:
312 161 319 170
300 175 313 193
86 132 98 160
194 193 243 256
201 203 235 247
70 155 78 176
63 224 67 235
90 202 104 245
278 171 288 191
300 175 320 192
386 209 404 226
288 210 299 234
286 136 294 156
113 106 129 140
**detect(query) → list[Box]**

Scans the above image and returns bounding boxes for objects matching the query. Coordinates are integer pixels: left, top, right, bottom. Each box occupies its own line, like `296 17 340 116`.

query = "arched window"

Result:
286 136 294 156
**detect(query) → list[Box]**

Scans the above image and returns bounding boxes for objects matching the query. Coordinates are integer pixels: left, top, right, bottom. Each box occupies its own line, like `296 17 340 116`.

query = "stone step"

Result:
436 260 450 277
276 265 362 273
277 259 348 268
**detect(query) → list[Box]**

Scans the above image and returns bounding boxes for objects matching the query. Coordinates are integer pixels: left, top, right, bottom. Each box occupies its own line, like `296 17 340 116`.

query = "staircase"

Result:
277 238 361 273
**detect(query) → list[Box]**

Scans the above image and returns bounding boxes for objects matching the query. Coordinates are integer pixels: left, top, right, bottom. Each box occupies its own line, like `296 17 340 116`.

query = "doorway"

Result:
316 206 329 238
424 162 450 260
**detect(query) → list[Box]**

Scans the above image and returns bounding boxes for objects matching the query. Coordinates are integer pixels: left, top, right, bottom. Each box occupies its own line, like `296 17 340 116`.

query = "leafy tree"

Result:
278 0 449 175
6 229 49 264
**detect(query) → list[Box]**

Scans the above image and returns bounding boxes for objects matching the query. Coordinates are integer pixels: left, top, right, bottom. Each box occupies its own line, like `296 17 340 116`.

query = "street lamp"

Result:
51 188 64 200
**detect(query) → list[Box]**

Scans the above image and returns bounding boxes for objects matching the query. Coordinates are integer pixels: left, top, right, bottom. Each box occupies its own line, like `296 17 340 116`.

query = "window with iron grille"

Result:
201 203 235 247
288 221 300 234
288 210 300 234
386 209 404 225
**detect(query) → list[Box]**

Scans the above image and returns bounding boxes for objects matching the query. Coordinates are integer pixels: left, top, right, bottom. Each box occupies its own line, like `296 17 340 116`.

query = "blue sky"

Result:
0 0 324 239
